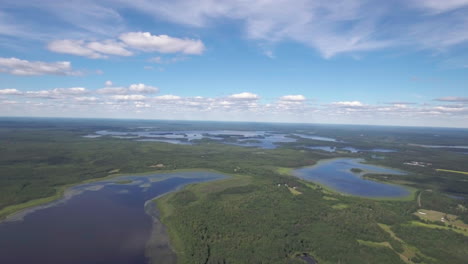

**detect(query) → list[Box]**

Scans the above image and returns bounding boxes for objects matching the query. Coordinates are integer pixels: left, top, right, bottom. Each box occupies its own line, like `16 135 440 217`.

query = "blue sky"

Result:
1 0 468 127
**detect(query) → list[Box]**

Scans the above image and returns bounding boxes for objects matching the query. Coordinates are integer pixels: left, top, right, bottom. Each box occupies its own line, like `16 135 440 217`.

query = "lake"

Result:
0 171 226 264
293 158 410 198
306 146 396 153
84 130 345 149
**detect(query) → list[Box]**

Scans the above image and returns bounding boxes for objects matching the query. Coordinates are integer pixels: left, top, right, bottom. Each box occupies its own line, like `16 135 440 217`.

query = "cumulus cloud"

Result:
111 94 146 101
0 57 80 76
228 92 260 100
128 83 159 94
54 87 88 95
97 82 159 95
24 87 88 99
154 95 181 100
279 95 306 101
2 88 468 127
48 39 132 59
0 88 22 95
74 96 98 102
97 87 128 95
332 101 364 107
47 32 204 58
119 32 205 54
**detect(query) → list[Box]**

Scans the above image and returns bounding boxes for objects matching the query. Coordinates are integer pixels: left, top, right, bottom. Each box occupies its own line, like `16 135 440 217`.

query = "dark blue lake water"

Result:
293 158 410 198
0 172 225 264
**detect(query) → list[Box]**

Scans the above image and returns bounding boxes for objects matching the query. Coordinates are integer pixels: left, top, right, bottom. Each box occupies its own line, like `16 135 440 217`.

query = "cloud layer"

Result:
2 86 468 127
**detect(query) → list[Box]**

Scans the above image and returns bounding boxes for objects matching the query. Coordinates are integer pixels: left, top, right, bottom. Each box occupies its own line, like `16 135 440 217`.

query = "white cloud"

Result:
48 39 132 59
3 87 468 127
54 87 88 95
87 40 132 56
0 57 80 76
129 83 159 94
111 94 146 101
228 92 259 100
279 95 306 101
75 96 98 102
24 87 88 99
47 32 203 58
119 32 205 54
97 83 159 95
332 101 364 107
97 87 128 95
154 95 181 100
0 88 22 95
48 40 104 59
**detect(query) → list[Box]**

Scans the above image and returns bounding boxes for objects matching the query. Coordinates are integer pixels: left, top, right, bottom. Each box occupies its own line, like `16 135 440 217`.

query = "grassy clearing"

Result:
331 203 348 210
287 186 302 195
377 223 429 264
276 167 294 175
436 169 468 175
408 221 468 236
357 240 391 248
414 209 468 229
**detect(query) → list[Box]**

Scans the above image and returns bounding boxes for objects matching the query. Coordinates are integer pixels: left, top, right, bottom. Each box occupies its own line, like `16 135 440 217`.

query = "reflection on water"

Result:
293 158 409 198
0 172 225 264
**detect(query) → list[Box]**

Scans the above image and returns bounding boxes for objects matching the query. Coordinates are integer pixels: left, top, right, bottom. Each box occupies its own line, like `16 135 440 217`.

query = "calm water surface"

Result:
293 158 409 198
0 172 225 264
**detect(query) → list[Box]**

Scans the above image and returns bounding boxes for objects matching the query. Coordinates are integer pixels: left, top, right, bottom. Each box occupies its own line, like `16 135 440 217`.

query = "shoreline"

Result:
0 167 232 222
144 201 177 264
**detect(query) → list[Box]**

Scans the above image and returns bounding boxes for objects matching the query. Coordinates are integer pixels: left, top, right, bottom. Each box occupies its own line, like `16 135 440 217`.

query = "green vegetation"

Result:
393 224 468 263
408 221 468 236
351 168 363 173
2 118 468 263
